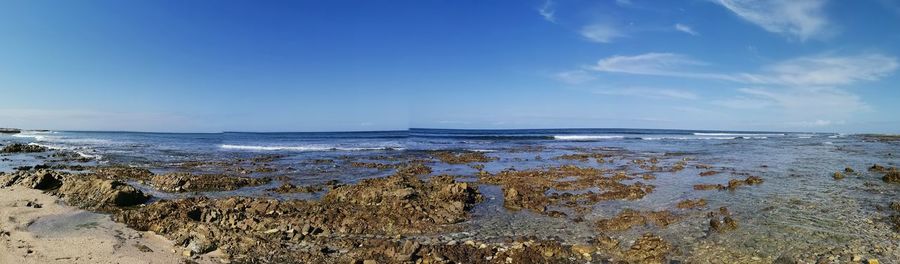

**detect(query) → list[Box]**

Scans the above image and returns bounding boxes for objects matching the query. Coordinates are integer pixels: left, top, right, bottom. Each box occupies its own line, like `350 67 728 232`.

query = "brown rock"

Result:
869 164 887 172
0 143 47 153
430 151 496 164
883 168 900 183
833 171 845 180
150 172 270 192
710 216 738 233
699 171 720 177
676 199 707 209
57 177 150 210
624 233 670 263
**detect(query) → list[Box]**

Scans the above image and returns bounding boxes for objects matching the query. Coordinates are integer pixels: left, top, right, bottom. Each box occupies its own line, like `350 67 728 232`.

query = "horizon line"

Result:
2 127 840 135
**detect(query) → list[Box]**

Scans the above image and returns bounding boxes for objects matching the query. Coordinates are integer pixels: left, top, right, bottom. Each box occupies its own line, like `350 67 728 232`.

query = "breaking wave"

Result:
553 135 625 141
693 133 785 136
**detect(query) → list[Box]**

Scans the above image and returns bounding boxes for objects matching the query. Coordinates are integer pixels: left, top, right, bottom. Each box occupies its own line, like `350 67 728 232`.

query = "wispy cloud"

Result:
579 24 625 43
590 53 734 80
588 52 898 87
593 87 699 100
710 87 866 128
710 97 773 109
787 119 844 127
615 0 633 7
674 23 699 36
566 52 897 128
713 0 830 40
722 87 870 125
537 0 556 23
735 87 870 112
746 53 899 86
553 70 597 84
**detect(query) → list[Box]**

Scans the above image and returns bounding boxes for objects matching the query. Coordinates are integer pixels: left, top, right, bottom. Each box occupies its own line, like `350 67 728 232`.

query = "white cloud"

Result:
588 52 898 87
538 0 556 23
593 87 699 100
570 52 897 128
745 53 899 86
736 87 870 112
713 0 830 40
579 24 624 43
710 87 868 128
674 23 699 35
553 70 597 84
788 119 835 127
593 53 699 74
590 53 735 80
710 97 773 109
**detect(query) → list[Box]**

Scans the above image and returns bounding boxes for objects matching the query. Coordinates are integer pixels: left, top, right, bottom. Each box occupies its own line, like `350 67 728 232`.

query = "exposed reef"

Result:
1 143 47 153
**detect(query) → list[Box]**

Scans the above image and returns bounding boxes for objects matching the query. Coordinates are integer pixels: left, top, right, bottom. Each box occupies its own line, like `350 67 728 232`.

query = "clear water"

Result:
1 128 898 262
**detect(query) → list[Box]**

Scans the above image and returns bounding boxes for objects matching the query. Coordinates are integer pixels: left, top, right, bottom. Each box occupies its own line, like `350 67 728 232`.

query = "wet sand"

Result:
0 186 219 264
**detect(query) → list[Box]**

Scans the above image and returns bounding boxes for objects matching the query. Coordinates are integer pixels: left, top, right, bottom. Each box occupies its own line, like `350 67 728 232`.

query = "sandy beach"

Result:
0 186 219 264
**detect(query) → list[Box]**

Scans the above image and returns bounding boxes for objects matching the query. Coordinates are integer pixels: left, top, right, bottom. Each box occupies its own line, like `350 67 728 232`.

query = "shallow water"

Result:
27 211 110 238
2 128 898 262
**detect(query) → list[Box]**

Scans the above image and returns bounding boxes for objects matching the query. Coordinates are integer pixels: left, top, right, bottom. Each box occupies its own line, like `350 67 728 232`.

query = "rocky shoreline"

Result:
2 167 628 263
0 128 21 134
0 142 897 263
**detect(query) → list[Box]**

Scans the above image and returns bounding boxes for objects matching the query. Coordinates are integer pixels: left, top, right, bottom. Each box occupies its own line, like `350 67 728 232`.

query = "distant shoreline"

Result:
0 128 21 134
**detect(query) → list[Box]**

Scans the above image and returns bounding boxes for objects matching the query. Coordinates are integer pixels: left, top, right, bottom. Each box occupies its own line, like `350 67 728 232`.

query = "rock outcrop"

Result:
0 170 150 211
1 143 47 153
149 172 270 192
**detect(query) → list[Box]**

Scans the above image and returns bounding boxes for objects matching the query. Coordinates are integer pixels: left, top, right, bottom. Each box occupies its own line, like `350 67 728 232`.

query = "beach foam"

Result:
553 135 625 141
12 133 47 141
693 133 785 136
642 136 737 140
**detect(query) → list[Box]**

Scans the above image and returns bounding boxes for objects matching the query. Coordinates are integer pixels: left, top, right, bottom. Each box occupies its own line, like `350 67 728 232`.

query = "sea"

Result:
1 128 898 261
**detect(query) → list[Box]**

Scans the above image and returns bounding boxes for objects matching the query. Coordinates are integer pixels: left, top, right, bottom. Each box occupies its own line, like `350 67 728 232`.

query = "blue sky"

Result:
1 0 899 133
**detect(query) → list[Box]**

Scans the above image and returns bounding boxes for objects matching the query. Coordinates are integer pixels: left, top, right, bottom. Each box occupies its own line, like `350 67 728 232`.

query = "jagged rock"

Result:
91 166 154 181
430 151 496 164
883 168 900 183
112 164 484 262
0 128 21 134
1 143 47 153
0 169 64 189
0 170 149 210
869 164 887 172
150 172 270 192
677 199 707 209
595 209 678 232
710 216 738 233
267 183 322 193
57 177 150 210
624 233 670 263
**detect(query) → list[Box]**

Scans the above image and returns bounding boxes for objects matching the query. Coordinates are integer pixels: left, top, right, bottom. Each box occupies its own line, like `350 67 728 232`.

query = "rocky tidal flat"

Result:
1 131 899 264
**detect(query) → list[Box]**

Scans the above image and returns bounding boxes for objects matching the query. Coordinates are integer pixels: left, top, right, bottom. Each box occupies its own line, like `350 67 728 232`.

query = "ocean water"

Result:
1 128 898 261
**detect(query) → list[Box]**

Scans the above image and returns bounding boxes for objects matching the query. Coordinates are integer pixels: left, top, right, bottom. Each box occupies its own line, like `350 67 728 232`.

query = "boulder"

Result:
58 177 150 210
